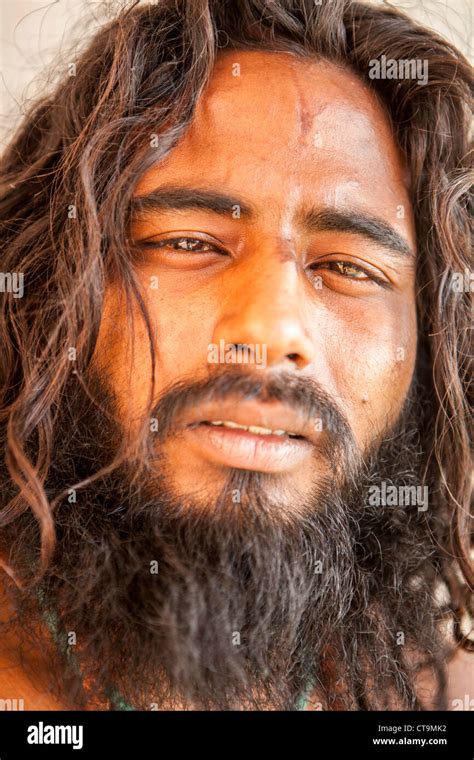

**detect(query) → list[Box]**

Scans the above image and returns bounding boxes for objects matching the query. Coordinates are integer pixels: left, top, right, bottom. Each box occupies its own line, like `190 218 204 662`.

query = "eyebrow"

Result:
131 186 414 259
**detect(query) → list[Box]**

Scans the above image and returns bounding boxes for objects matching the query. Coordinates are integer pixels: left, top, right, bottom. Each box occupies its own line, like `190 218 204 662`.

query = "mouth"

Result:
198 420 305 438
180 404 316 473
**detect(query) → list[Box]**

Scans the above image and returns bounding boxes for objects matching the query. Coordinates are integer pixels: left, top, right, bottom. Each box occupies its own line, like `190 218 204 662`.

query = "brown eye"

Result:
141 236 225 254
317 261 369 279
309 259 390 288
167 238 215 252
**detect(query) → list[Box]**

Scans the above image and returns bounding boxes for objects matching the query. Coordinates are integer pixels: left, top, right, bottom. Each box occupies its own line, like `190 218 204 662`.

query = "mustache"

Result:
149 367 359 472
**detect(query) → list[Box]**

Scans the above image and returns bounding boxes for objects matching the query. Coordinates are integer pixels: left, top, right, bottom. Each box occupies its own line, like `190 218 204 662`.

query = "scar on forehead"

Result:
292 71 328 140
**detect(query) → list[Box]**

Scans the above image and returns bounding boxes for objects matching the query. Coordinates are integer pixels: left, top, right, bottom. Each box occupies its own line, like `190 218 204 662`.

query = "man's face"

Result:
94 50 417 510
6 51 433 712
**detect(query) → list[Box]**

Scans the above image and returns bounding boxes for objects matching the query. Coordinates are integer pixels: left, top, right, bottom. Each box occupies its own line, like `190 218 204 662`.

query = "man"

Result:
0 0 472 711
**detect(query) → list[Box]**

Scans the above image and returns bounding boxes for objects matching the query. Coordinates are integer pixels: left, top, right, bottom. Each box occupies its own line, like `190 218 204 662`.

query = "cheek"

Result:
92 287 155 418
93 277 219 422
322 299 417 449
148 287 217 387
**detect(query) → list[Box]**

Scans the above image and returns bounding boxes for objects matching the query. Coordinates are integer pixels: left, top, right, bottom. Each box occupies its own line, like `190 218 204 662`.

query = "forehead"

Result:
135 50 412 229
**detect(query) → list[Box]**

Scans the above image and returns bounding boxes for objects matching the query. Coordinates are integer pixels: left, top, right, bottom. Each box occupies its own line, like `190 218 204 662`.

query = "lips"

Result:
200 420 304 439
181 399 318 443
178 400 318 473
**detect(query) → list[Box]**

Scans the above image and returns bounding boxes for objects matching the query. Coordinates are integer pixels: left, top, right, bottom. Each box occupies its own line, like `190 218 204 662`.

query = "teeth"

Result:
248 425 274 435
208 420 293 436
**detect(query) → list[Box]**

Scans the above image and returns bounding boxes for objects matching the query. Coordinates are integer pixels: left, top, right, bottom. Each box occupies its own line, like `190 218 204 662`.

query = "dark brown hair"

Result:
0 0 472 660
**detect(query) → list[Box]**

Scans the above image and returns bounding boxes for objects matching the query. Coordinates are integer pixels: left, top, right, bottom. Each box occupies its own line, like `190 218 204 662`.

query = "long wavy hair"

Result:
0 0 472 704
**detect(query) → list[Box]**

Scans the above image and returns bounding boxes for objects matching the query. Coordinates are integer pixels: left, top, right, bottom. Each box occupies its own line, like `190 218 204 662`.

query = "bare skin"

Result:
96 51 418 509
0 51 471 710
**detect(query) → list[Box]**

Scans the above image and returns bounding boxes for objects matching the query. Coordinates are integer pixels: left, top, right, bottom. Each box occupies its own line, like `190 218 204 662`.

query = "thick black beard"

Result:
1 368 447 710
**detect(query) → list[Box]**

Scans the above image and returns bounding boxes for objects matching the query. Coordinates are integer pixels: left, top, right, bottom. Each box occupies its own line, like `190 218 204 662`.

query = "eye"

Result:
138 236 226 255
310 260 388 287
315 261 368 279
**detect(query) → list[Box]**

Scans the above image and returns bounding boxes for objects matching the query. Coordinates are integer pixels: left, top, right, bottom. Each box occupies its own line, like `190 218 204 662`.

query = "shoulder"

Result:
0 573 68 711
444 646 474 710
416 645 474 711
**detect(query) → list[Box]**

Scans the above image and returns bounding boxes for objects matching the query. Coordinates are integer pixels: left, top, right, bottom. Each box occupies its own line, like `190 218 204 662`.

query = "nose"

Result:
212 252 316 370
